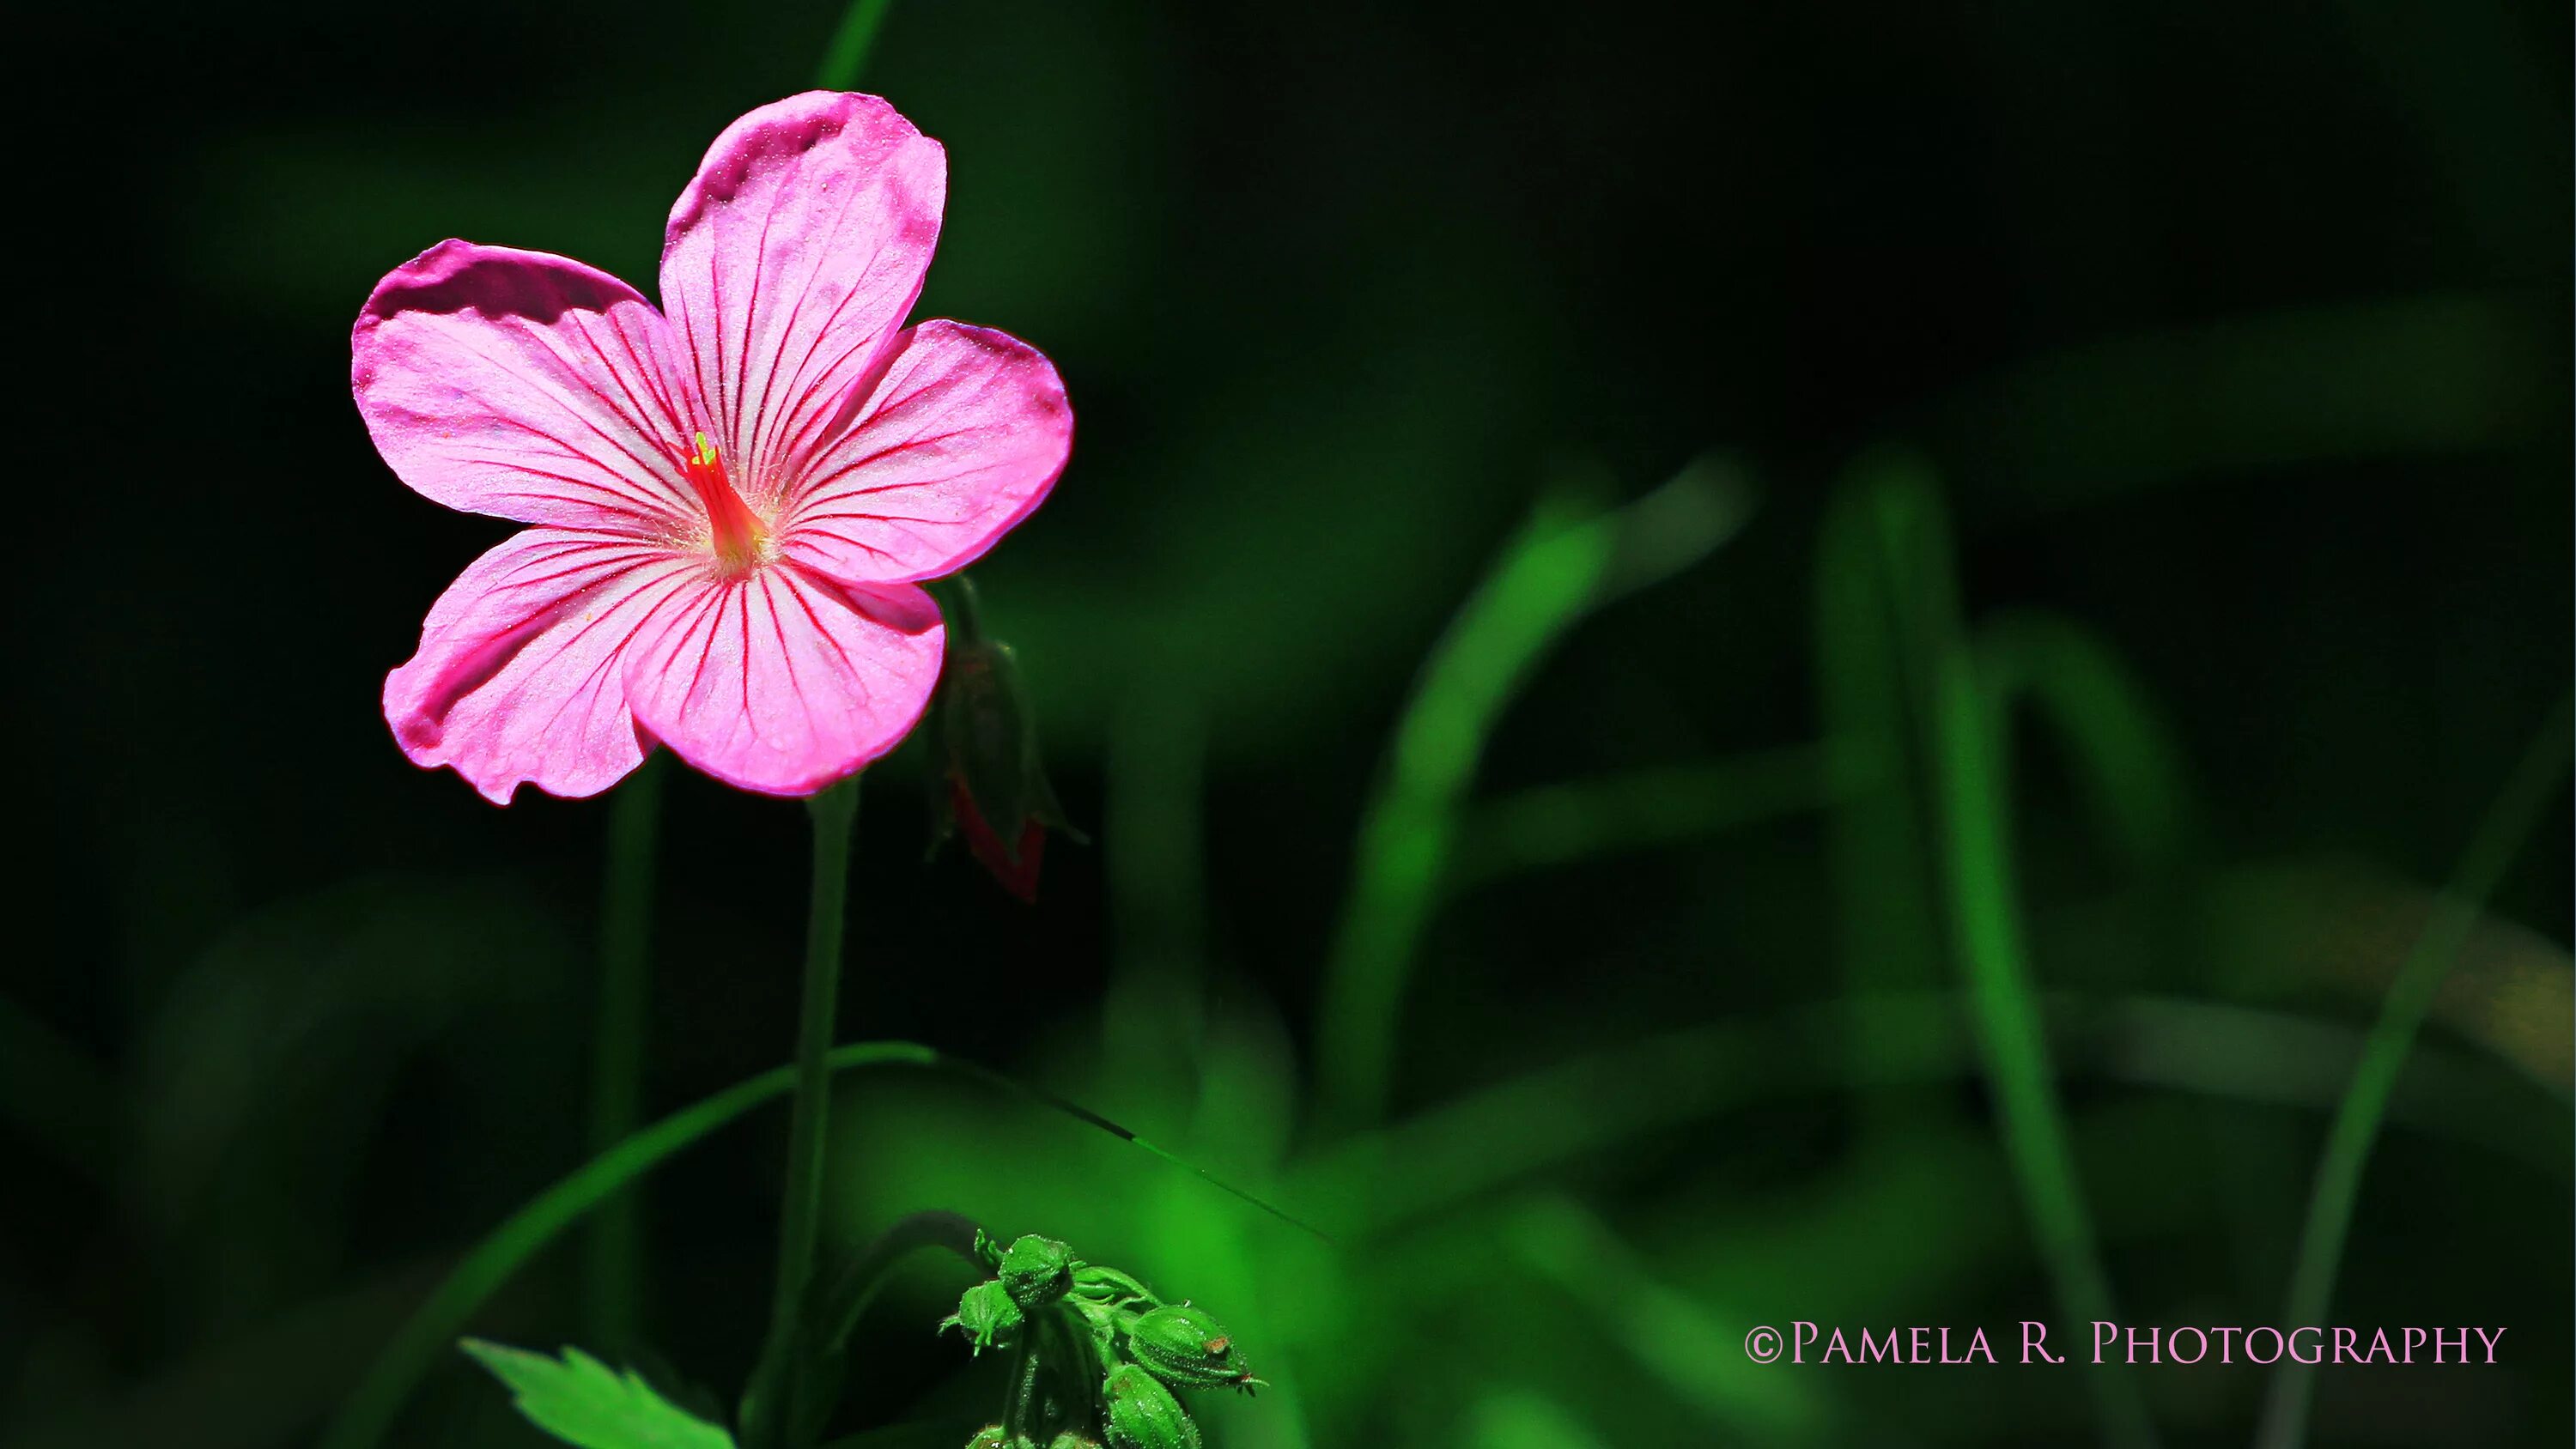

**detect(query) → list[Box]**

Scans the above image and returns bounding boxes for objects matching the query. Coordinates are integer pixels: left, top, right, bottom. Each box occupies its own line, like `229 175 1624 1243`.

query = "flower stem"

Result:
2252 691 2570 1449
584 754 665 1353
750 774 861 1447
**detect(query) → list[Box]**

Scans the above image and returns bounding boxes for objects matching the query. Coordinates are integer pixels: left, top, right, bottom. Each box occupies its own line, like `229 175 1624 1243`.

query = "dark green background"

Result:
9 2 2569 1446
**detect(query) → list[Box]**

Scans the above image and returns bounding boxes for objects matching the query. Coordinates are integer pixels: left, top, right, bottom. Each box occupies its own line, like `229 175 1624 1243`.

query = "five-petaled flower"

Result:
356 93 1070 802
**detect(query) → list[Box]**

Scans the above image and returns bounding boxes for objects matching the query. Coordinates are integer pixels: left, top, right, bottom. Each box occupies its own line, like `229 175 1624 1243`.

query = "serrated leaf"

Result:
461 1340 738 1449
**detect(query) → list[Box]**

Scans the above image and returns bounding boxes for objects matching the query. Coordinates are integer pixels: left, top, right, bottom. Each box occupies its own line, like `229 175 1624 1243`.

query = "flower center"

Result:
678 433 768 574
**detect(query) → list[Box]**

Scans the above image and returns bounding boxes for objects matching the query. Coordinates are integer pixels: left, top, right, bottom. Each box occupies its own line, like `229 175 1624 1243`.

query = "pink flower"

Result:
356 93 1071 803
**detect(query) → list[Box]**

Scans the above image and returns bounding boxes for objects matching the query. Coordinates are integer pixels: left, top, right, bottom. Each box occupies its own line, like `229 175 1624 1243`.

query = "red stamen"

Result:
679 433 764 570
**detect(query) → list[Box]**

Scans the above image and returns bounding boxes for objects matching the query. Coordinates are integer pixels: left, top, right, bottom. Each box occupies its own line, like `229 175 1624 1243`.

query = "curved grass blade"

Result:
319 1041 1316 1449
1815 478 1948 1142
1298 990 2566 1236
2252 692 2572 1449
1316 454 1755 1125
1445 745 1845 888
1917 293 2546 518
1976 610 2196 880
1864 454 2159 1449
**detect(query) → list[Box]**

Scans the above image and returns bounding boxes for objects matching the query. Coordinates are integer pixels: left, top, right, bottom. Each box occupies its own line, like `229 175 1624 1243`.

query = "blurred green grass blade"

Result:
320 1043 1306 1449
586 756 665 1357
1467 1391 1610 1449
1316 456 1754 1125
1976 611 2196 878
1506 1196 1829 1439
814 0 899 90
1816 477 1949 1141
1920 293 2549 517
1445 744 1844 887
1302 990 2565 1236
0 991 115 1190
1868 456 2158 1449
2252 691 2572 1449
1145 1006 1313 1449
1103 689 1210 1121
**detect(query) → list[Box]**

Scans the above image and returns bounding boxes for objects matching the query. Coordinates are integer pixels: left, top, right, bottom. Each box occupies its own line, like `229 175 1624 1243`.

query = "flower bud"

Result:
924 585 1084 901
998 1234 1079 1309
940 1280 1024 1355
1103 1363 1201 1449
1127 1304 1256 1392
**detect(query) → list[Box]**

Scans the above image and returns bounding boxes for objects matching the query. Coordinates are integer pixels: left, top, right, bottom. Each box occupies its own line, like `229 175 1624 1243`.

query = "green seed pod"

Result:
963 1429 1014 1449
999 1234 1080 1309
1103 1363 1201 1449
940 1279 1024 1355
1127 1304 1255 1391
1047 1434 1103 1449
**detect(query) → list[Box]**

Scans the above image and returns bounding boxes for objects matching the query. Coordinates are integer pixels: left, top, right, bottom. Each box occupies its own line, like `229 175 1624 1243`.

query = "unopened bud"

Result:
925 597 1085 902
940 1280 1024 1355
999 1234 1079 1309
1128 1304 1257 1392
1103 1363 1201 1449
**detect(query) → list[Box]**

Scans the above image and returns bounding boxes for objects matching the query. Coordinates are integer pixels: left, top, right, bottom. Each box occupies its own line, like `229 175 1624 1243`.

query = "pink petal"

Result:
620 567 944 797
660 93 946 505
779 321 1072 585
354 241 708 532
385 530 704 803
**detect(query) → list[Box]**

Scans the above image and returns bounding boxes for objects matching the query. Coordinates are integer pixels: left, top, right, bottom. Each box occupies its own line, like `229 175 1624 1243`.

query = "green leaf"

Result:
461 1340 737 1449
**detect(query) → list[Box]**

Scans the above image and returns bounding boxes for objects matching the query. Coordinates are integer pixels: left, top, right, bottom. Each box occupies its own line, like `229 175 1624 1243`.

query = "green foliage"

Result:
459 1341 736 1449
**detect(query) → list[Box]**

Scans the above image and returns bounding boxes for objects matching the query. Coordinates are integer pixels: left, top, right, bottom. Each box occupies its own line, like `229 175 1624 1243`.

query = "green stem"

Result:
2252 692 2571 1449
1315 457 1752 1126
1873 462 2158 1449
749 777 862 1446
584 755 665 1352
815 0 900 90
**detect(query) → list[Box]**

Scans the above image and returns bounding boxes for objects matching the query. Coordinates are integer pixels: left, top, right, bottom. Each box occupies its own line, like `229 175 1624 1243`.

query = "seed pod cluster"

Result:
941 1232 1262 1449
